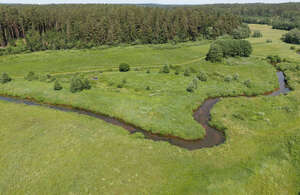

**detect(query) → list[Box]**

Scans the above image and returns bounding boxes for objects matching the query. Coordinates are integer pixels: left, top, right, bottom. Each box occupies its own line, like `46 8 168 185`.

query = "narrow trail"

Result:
0 71 290 150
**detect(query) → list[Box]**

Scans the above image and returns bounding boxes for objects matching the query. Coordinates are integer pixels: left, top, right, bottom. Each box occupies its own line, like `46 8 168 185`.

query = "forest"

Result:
0 4 240 50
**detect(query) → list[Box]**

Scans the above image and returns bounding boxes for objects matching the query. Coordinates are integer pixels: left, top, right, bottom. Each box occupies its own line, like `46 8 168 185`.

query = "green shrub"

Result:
244 80 252 88
83 78 91 90
162 65 170 73
233 73 240 81
146 69 150 74
197 71 208 81
186 78 198 92
281 28 300 44
146 86 150 90
0 73 12 84
266 55 282 65
175 69 180 75
252 30 263 38
119 63 130 72
54 80 63 90
290 46 296 50
117 83 123 88
184 69 190 77
224 75 233 82
266 39 272 43
70 77 84 93
25 71 38 81
205 44 223 62
232 24 251 39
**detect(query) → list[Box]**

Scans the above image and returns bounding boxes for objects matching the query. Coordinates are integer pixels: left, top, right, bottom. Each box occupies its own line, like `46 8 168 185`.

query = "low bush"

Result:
290 46 296 50
266 55 282 65
252 30 263 38
0 73 12 84
197 71 208 81
233 73 240 81
266 39 272 43
232 24 251 39
186 78 198 92
224 75 233 82
244 80 252 88
281 29 300 44
184 69 190 77
70 77 91 93
54 80 63 90
161 65 170 73
25 71 38 81
119 63 130 72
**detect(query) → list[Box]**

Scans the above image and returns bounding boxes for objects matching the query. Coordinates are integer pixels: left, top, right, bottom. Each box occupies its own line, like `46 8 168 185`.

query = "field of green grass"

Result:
0 24 299 194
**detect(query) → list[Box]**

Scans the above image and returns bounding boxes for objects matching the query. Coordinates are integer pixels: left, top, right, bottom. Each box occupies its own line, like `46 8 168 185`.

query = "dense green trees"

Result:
232 24 251 39
281 29 300 44
0 73 12 84
252 30 263 38
203 3 300 30
206 39 252 62
0 4 241 52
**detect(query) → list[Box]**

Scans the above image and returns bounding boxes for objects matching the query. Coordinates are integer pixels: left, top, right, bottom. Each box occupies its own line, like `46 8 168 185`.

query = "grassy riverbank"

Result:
0 24 299 193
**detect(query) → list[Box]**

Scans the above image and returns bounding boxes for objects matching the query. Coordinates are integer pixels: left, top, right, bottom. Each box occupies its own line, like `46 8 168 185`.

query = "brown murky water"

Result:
0 72 290 150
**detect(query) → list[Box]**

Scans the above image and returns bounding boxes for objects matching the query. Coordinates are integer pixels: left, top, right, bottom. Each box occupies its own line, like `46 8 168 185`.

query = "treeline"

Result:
0 4 241 51
200 3 300 31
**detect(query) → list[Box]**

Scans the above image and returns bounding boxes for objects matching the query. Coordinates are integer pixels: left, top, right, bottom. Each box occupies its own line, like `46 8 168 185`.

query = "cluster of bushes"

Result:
70 77 91 93
206 39 252 62
252 30 263 38
119 63 130 72
186 78 198 92
266 55 282 65
232 24 251 39
272 21 299 31
281 29 300 44
0 73 12 84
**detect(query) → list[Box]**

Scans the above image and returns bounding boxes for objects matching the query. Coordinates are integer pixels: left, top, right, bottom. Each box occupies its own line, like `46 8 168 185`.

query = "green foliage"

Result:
184 69 191 77
252 30 263 38
205 44 223 62
174 69 180 75
266 39 273 43
281 29 300 44
232 24 251 39
244 79 252 88
146 69 150 74
161 65 170 73
224 75 233 82
25 71 38 81
0 73 12 84
70 77 91 93
233 73 240 81
186 78 198 92
266 55 282 65
290 46 295 50
197 71 208 81
119 63 130 72
206 39 253 62
54 80 63 91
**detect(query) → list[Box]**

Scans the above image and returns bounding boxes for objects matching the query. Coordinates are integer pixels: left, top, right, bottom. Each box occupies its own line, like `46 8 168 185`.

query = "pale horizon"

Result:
1 0 300 5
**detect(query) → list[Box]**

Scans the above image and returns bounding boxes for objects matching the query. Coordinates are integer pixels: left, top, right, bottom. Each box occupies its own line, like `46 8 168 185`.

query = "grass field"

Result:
0 24 299 194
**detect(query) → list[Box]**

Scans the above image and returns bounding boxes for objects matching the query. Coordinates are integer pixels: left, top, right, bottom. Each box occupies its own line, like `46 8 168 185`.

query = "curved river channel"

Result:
0 71 290 150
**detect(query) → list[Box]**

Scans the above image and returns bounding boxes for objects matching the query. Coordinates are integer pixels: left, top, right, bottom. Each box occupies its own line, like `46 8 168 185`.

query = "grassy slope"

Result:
0 58 278 139
0 24 299 194
0 42 209 76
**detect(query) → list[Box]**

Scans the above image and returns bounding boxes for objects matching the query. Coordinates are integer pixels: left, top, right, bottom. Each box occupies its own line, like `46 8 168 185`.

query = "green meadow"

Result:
0 24 299 194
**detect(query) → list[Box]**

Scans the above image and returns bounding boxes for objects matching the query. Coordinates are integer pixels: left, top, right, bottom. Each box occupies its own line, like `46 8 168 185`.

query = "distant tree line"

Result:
0 4 242 52
200 3 300 31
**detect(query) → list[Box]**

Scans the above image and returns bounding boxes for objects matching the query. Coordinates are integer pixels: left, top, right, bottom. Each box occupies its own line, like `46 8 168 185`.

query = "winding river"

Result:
0 71 290 150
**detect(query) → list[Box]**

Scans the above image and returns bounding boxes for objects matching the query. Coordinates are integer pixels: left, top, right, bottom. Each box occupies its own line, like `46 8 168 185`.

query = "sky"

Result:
1 0 299 4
